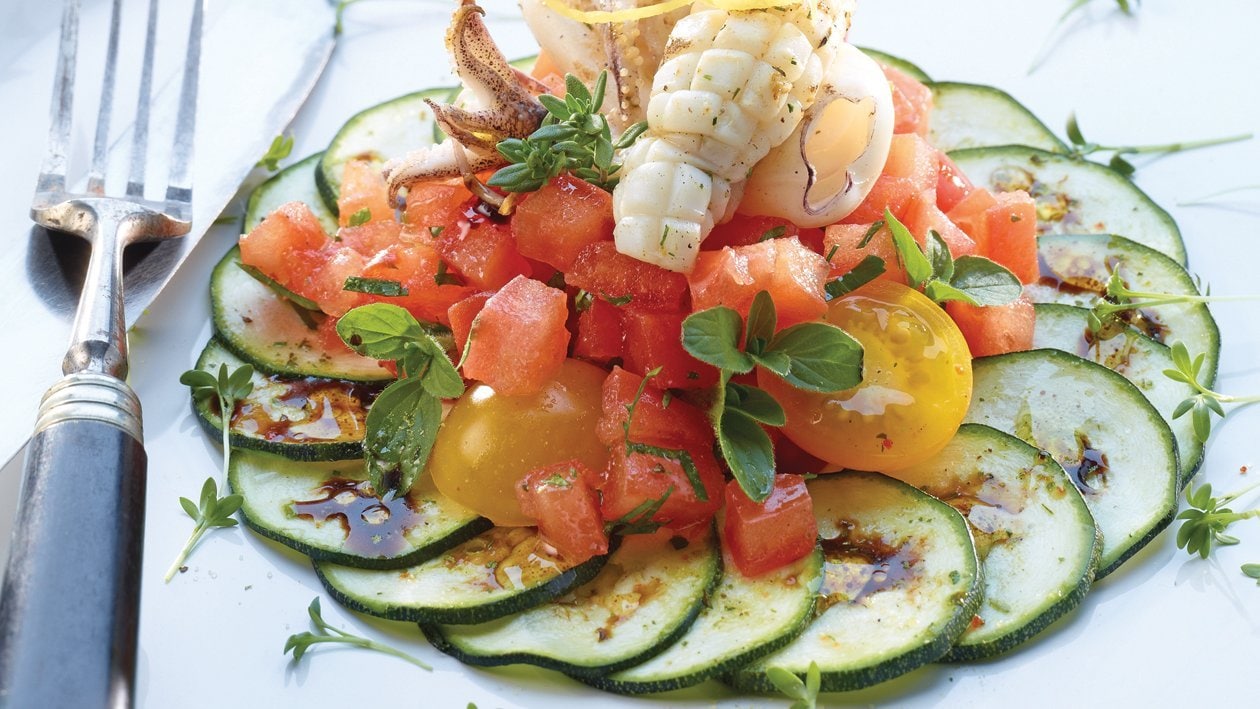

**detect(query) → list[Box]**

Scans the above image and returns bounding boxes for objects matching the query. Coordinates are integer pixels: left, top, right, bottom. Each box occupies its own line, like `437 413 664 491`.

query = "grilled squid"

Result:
610 0 856 272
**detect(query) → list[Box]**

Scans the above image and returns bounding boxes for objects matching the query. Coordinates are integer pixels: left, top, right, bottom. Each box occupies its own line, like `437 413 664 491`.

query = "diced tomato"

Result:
572 297 625 364
290 247 366 316
983 191 1039 284
705 214 825 254
946 294 1036 358
822 223 910 285
529 50 567 96
600 444 725 530
621 309 718 390
688 237 828 327
723 474 818 577
946 187 999 246
567 242 690 312
461 276 570 395
337 159 394 227
843 134 940 225
596 366 714 450
359 242 473 325
401 180 469 238
447 291 492 355
935 152 975 213
435 215 531 292
512 175 614 272
883 64 933 137
906 194 978 259
516 461 608 564
339 219 403 256
239 201 328 280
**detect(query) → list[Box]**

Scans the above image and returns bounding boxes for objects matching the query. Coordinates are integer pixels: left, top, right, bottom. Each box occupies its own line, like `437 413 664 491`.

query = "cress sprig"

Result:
766 661 822 709
255 133 294 172
882 209 1023 308
1065 112 1252 178
284 597 432 669
1030 0 1141 73
489 72 648 194
1162 341 1260 443
1176 478 1260 559
336 303 464 495
163 477 242 583
1087 272 1260 340
682 291 863 502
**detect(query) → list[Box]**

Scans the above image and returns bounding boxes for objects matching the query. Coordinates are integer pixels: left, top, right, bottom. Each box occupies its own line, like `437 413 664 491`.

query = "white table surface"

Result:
2 1 1259 707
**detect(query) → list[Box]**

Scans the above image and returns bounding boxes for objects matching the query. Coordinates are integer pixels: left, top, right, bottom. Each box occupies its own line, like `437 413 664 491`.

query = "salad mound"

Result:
189 0 1209 700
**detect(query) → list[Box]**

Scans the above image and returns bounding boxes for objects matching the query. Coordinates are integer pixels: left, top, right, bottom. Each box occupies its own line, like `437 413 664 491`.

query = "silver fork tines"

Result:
31 0 204 380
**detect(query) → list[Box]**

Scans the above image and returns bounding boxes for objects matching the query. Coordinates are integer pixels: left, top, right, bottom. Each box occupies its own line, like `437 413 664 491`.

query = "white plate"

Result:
4 1 1260 706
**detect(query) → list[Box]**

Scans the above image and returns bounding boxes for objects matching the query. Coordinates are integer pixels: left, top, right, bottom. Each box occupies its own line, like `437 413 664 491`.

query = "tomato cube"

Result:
983 191 1039 284
907 195 978 259
601 445 725 530
596 367 714 450
567 242 690 313
461 276 570 395
337 159 395 226
447 291 492 355
512 175 614 272
822 223 910 285
946 187 999 248
359 242 473 326
705 214 824 254
572 297 625 364
338 219 403 257
621 309 718 390
883 64 933 137
935 151 975 213
516 461 609 564
946 294 1036 358
239 201 328 281
723 474 818 577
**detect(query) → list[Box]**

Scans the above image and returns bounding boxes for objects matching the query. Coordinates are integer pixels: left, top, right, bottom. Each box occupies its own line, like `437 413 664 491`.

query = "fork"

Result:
0 0 203 706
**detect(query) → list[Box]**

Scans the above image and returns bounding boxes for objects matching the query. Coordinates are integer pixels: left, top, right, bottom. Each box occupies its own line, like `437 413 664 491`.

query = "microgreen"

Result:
337 304 464 494
163 477 242 583
347 207 372 227
284 598 432 669
824 255 886 300
766 661 822 709
255 133 294 172
343 276 409 297
883 209 1022 307
1242 563 1260 585
489 72 647 193
605 487 675 537
758 225 788 242
1089 272 1260 340
1162 341 1260 443
181 363 255 481
1065 112 1252 178
1176 478 1260 559
433 260 464 287
1030 0 1141 73
682 291 863 501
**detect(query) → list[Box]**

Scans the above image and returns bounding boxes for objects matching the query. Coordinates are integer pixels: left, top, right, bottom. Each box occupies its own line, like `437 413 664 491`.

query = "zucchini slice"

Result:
586 547 823 694
316 87 454 214
1033 303 1204 483
1027 233 1220 388
857 47 932 82
210 247 393 382
422 530 721 679
949 146 1186 264
230 450 489 569
314 526 608 624
927 82 1067 154
193 339 378 462
244 152 337 234
729 472 982 693
964 350 1179 578
889 424 1099 661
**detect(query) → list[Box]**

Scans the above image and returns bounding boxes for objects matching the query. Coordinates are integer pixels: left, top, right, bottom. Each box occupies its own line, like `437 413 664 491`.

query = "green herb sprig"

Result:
883 209 1022 307
1163 342 1260 443
163 477 242 583
489 72 647 193
284 598 432 669
1030 1 1141 73
1176 479 1260 559
766 661 822 709
618 367 708 506
256 133 294 172
683 291 863 501
1066 112 1252 178
1089 273 1260 341
1243 563 1260 585
337 303 464 495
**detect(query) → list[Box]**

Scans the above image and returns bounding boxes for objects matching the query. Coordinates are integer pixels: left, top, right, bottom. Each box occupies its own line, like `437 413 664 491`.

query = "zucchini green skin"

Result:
949 146 1187 264
244 152 337 234
857 46 931 82
927 82 1067 154
230 450 490 569
729 472 983 693
192 338 371 462
210 247 393 382
1026 233 1219 394
584 548 823 694
422 530 721 679
314 528 611 625
316 87 455 214
965 349 1179 578
891 424 1099 662
1033 303 1204 484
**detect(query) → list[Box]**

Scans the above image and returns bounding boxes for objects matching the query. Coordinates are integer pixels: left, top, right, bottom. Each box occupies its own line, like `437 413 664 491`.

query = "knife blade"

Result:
0 0 336 468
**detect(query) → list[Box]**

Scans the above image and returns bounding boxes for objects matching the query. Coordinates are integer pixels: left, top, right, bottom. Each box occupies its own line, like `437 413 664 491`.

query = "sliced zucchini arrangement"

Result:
180 46 1227 702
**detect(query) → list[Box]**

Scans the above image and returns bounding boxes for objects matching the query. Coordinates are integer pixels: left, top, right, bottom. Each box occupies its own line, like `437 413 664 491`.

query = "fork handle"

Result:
0 373 146 709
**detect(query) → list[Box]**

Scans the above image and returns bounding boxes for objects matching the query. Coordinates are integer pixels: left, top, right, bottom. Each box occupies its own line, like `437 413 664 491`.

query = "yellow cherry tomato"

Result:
759 280 972 472
428 358 608 526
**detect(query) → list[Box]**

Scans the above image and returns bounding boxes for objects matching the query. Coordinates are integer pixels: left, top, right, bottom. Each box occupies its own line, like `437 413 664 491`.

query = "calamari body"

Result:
382 1 548 202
